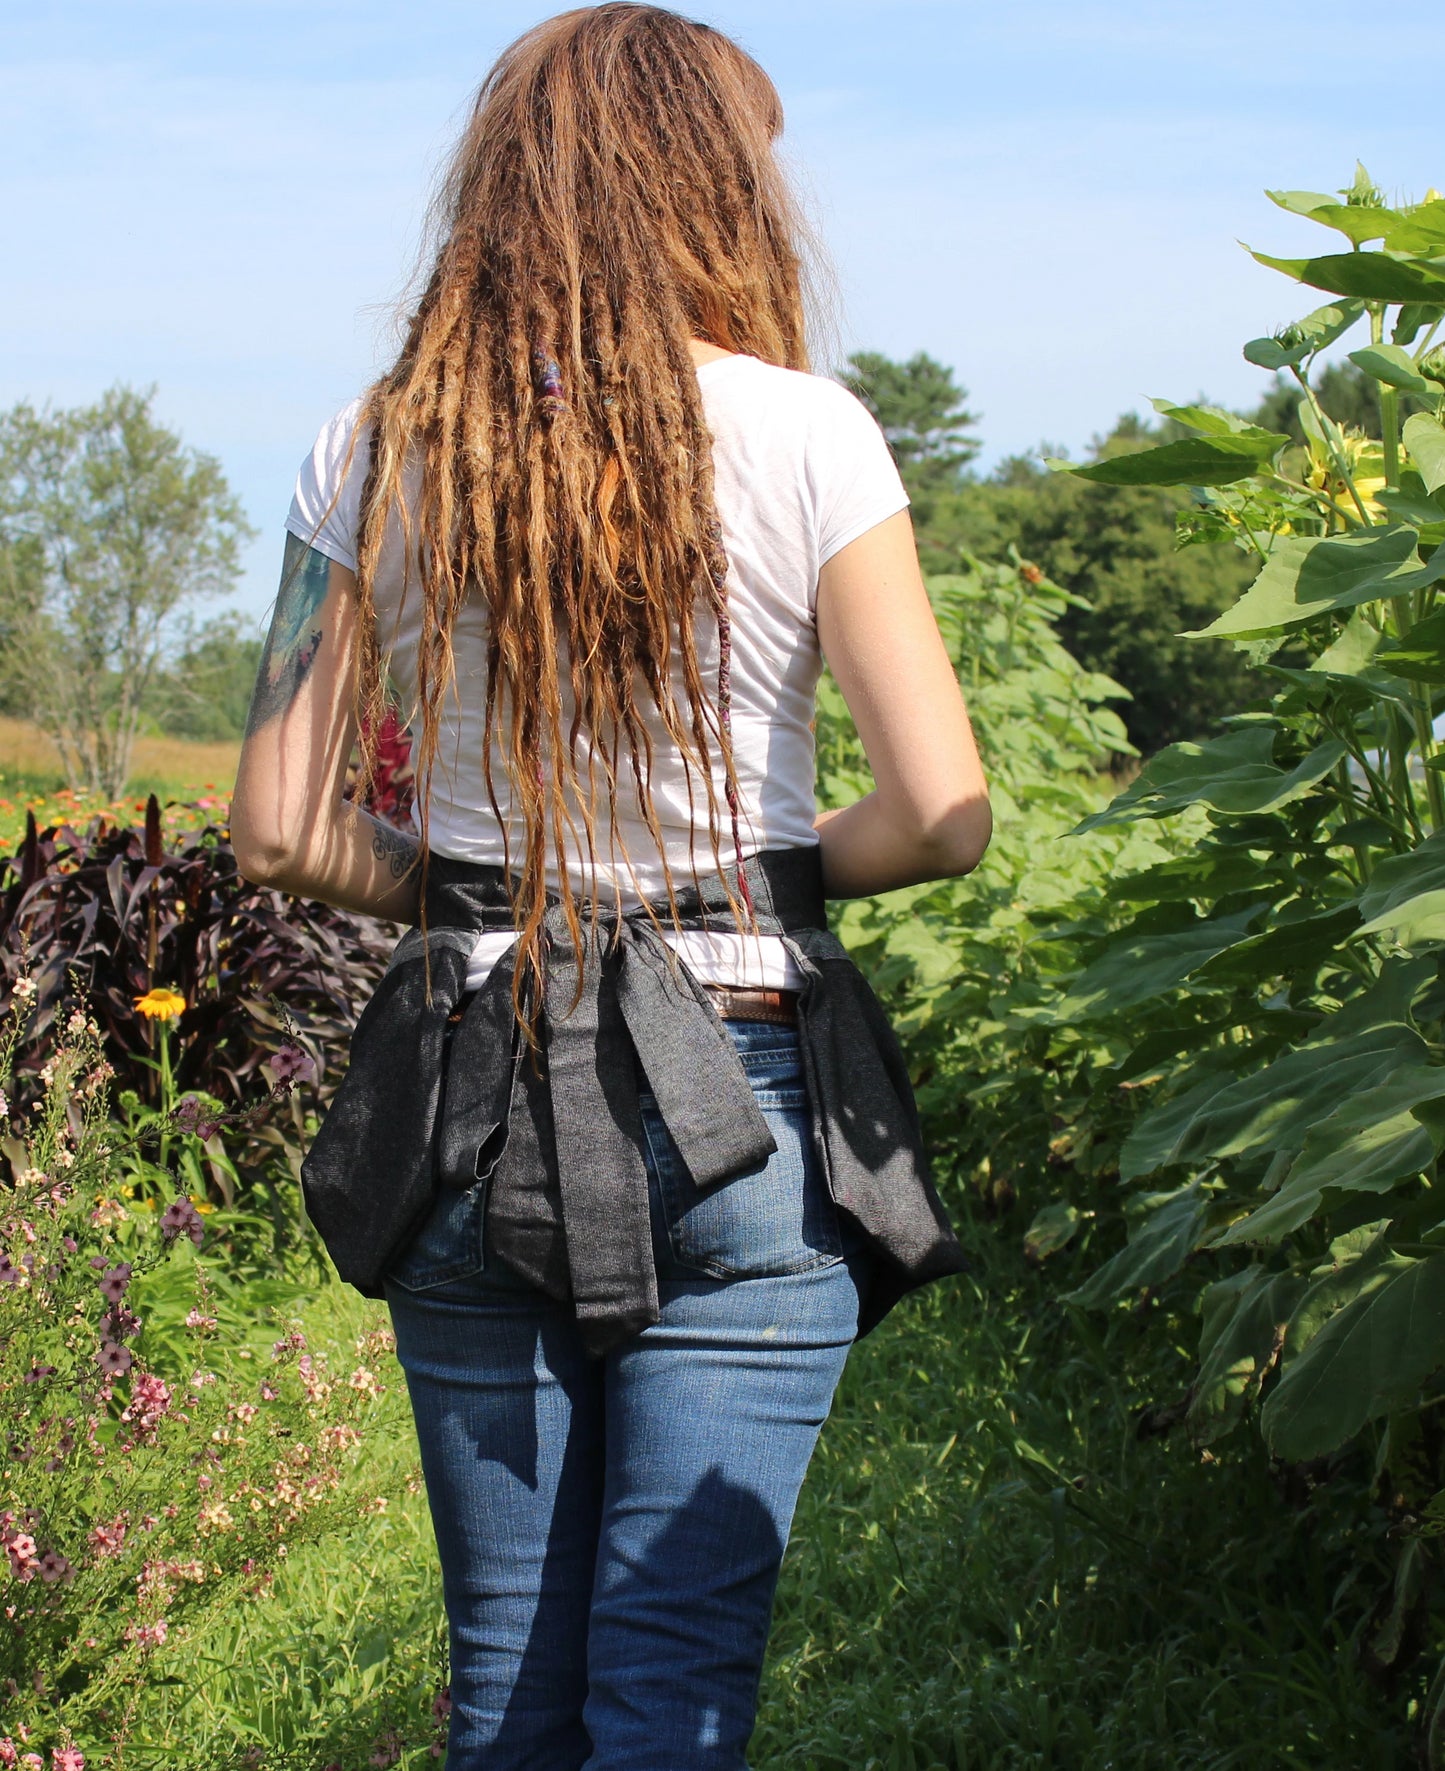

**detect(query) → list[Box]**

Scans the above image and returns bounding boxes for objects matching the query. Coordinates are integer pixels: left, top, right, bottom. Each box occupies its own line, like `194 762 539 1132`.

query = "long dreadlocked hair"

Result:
350 3 810 1035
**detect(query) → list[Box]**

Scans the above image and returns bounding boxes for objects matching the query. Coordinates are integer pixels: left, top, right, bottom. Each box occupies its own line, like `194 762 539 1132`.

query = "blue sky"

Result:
4 0 1441 624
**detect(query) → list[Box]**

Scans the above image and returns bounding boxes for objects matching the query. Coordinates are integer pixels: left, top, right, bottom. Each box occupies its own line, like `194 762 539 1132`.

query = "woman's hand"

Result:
814 508 991 898
229 535 422 923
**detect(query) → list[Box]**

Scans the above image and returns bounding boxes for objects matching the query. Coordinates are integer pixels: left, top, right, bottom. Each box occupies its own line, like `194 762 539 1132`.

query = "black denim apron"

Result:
301 846 965 1355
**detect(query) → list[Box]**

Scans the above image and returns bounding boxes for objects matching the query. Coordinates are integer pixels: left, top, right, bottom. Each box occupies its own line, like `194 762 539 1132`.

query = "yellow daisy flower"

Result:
134 987 187 1021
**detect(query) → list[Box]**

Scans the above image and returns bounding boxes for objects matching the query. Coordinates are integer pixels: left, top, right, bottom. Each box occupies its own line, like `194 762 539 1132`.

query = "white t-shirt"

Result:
286 353 907 990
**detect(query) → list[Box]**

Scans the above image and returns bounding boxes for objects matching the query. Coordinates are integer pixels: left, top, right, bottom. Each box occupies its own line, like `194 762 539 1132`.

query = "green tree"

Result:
152 613 265 742
835 348 1259 750
0 531 44 718
839 350 980 491
950 425 1259 755
0 387 253 794
838 350 982 577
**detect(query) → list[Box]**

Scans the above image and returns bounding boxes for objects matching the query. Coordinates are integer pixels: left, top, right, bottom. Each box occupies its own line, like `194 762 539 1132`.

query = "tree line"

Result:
0 388 259 795
840 350 1415 756
0 358 1397 796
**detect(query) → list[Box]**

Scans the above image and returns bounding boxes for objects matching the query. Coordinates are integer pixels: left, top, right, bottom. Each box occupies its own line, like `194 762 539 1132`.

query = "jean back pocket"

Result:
640 1031 842 1280
384 1178 489 1294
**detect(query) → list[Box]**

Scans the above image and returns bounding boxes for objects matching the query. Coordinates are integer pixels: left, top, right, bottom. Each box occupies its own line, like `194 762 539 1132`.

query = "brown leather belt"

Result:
702 984 799 1026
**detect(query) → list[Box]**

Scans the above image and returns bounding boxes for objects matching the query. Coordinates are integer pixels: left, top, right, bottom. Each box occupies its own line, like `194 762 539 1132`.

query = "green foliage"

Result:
811 189 1445 1730
0 998 444 1764
5 445 1434 1760
1052 429 1289 489
817 550 1133 800
152 612 264 742
754 1229 1414 1769
835 349 1262 751
14 1201 1416 1766
1252 358 1432 444
949 447 1260 755
0 387 254 796
16 189 1445 1751
1034 179 1445 1395
968 168 1445 1719
838 349 980 494
0 532 44 718
816 551 1170 1203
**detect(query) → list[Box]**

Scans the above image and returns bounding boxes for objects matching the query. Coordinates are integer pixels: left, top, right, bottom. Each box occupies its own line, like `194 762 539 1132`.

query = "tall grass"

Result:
102 1219 1410 1769
0 716 238 846
758 1221 1410 1770
112 1286 448 1770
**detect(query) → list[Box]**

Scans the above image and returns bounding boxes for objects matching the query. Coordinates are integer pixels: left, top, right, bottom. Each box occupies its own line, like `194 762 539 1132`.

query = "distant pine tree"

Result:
838 350 980 494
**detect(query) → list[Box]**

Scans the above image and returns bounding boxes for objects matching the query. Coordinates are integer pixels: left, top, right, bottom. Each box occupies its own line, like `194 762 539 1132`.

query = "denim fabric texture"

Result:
385 1020 870 1771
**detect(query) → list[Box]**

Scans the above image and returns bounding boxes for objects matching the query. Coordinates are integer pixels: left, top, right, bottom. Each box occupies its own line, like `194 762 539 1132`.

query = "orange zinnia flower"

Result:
134 987 187 1021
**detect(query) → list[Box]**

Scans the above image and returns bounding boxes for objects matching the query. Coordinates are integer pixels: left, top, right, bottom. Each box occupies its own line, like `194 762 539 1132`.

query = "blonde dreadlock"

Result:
351 3 810 1031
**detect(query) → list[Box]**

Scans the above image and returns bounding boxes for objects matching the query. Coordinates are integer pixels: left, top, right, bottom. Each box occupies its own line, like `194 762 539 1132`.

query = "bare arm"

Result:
814 509 991 897
229 533 421 922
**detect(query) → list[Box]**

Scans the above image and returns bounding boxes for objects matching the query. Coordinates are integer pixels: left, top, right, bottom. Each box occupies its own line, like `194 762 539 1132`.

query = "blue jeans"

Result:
384 1019 869 1770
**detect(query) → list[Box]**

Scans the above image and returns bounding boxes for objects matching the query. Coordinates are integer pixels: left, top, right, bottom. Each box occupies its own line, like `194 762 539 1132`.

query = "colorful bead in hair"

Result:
531 347 567 422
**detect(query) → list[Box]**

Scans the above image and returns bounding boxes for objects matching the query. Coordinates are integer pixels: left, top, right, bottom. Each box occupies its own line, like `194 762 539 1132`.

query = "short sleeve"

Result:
284 398 368 572
808 384 910 567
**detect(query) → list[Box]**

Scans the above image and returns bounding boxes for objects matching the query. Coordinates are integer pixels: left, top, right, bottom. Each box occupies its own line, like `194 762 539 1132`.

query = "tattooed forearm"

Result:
246 534 331 736
371 820 420 881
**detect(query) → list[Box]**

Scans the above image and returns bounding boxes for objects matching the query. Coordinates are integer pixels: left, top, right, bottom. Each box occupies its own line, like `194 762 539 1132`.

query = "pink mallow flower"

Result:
96 1342 132 1378
89 1517 128 1559
0 1252 21 1287
159 1197 204 1248
0 1740 16 1768
122 1374 172 1437
4 1531 38 1580
98 1262 132 1303
269 1044 315 1088
52 1749 86 1771
38 1550 71 1585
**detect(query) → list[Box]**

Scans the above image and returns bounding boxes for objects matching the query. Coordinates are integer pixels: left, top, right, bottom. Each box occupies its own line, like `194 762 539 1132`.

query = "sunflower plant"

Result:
970 166 1445 1715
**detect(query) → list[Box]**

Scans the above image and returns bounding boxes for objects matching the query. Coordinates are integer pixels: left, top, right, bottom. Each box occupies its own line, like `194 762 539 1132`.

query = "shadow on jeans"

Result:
489 1460 785 1770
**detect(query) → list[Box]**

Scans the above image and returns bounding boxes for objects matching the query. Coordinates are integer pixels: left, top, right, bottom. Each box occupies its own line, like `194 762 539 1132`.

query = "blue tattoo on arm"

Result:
246 534 330 736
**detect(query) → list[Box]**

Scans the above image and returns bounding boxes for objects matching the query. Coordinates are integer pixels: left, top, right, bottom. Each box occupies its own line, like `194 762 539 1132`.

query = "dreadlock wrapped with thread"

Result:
349 4 809 1028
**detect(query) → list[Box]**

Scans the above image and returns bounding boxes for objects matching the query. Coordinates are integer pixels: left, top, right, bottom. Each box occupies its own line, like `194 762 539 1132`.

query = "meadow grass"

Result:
0 716 238 848
107 1282 446 1769
112 1216 1410 1770
757 1222 1409 1770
